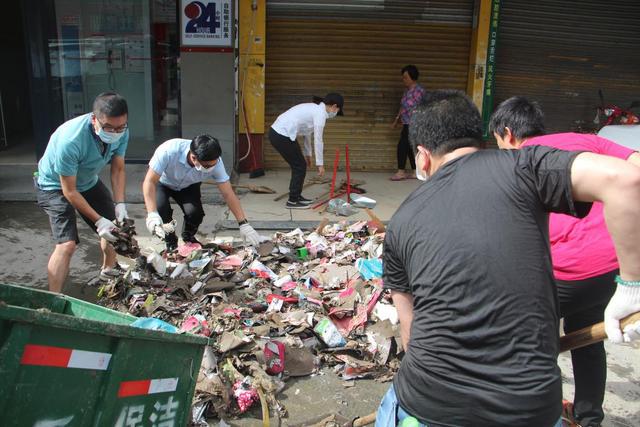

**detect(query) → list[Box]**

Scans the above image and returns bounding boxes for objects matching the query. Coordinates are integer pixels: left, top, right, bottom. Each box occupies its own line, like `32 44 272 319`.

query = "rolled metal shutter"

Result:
265 0 474 171
494 1 640 133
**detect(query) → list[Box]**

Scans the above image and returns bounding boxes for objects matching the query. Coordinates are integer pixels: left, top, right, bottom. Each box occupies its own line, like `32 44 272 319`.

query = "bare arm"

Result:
142 168 161 213
110 156 126 203
627 152 640 168
571 152 640 280
60 175 101 223
217 181 247 222
391 290 414 352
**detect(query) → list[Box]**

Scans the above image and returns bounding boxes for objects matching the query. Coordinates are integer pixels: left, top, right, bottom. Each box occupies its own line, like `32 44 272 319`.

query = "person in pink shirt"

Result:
490 96 640 427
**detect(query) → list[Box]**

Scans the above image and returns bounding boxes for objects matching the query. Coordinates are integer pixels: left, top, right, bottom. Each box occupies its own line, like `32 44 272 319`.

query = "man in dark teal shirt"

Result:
37 92 130 293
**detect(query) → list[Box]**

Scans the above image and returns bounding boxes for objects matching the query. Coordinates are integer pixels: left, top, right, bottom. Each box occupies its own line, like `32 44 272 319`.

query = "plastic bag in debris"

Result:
146 251 167 276
249 259 278 281
350 194 377 209
373 302 399 325
130 317 179 333
180 314 212 336
263 340 286 375
232 377 260 413
314 318 346 347
355 258 383 280
328 198 358 217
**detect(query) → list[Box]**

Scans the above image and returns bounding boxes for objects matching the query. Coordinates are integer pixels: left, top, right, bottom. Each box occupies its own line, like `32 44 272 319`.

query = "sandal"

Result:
390 173 406 181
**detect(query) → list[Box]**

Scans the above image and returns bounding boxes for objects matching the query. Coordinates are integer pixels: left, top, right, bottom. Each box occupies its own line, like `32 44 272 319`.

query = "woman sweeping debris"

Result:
269 93 344 209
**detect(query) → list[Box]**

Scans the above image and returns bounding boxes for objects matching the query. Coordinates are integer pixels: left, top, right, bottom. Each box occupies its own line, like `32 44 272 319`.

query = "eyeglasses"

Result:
97 118 128 134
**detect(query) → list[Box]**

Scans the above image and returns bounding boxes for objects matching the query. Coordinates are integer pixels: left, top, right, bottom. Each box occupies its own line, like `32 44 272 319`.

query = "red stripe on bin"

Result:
20 344 72 367
118 380 151 398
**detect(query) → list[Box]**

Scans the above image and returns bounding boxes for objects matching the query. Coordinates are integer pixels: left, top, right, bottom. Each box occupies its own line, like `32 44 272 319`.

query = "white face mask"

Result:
97 127 124 144
415 151 428 181
327 110 338 119
195 162 216 172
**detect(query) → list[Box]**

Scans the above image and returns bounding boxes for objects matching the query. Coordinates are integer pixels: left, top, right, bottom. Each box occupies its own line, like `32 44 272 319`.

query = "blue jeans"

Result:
375 385 563 427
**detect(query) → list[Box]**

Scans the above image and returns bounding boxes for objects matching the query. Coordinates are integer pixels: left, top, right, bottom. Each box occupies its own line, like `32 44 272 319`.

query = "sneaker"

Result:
286 200 310 209
182 234 202 245
99 265 124 281
297 196 314 205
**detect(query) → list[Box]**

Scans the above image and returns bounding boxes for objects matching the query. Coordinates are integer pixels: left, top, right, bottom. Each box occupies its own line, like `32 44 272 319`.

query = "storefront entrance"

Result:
24 0 181 161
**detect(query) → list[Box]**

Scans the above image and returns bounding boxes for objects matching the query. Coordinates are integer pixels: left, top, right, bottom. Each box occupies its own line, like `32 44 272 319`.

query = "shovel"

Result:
325 311 640 427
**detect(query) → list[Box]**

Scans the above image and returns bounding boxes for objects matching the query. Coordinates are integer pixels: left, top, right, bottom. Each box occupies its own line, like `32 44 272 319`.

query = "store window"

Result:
49 0 180 159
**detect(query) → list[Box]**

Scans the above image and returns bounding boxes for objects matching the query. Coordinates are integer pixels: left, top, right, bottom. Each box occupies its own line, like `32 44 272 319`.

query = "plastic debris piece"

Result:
170 263 191 279
328 199 358 217
350 194 377 209
263 340 286 375
267 298 284 313
130 317 178 333
373 302 399 325
232 377 260 413
314 318 346 347
180 314 211 336
249 260 278 281
355 258 383 280
274 275 293 288
189 257 211 270
146 251 167 276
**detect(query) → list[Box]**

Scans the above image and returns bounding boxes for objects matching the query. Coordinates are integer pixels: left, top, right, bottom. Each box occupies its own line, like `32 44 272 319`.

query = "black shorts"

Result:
36 180 116 244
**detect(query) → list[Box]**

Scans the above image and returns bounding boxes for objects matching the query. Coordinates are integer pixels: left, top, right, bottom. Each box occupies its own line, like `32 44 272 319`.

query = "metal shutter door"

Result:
265 1 474 170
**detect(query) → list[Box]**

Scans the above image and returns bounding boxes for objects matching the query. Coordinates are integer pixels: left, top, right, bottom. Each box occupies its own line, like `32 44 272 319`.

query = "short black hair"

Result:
190 134 222 161
489 96 545 139
93 92 128 118
401 65 419 81
409 89 483 156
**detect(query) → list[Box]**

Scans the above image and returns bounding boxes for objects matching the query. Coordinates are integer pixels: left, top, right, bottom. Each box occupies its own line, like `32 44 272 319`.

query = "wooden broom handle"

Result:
559 311 640 353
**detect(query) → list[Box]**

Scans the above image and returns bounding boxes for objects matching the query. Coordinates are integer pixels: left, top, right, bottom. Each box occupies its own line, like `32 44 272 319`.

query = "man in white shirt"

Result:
143 135 261 251
269 93 344 209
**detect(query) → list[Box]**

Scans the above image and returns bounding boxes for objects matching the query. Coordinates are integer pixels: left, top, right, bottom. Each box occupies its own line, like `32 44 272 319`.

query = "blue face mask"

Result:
98 128 124 144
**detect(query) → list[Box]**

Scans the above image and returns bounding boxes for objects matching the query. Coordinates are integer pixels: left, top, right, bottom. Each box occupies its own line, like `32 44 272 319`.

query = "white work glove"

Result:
115 202 128 222
604 281 640 343
239 223 261 246
95 217 118 242
146 211 164 238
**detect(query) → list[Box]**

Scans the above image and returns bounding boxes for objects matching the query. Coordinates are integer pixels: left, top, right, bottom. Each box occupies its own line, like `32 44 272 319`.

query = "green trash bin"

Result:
0 284 209 426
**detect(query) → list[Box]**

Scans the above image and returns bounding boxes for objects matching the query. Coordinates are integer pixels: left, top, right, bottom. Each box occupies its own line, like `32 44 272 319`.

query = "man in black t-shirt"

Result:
376 90 640 427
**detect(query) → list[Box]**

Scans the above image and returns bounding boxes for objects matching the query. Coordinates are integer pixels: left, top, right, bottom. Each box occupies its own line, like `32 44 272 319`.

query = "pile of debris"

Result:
96 219 401 424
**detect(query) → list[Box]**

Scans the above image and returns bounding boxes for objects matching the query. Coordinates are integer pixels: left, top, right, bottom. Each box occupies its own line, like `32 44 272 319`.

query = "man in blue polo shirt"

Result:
142 135 261 251
37 92 130 293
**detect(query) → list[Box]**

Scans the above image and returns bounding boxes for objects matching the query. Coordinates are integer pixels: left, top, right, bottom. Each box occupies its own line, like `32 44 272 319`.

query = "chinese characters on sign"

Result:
181 0 233 47
482 0 501 137
115 396 180 427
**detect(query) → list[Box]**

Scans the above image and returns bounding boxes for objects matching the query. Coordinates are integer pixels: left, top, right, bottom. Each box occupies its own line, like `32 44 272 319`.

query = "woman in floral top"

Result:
391 65 426 181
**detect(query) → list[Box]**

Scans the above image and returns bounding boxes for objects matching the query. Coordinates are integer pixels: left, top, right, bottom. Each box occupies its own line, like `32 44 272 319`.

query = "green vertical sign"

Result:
482 0 501 139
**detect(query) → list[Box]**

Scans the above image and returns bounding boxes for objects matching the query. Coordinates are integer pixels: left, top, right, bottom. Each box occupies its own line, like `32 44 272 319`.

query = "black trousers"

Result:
557 269 617 427
269 127 306 201
156 182 204 240
397 124 416 170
